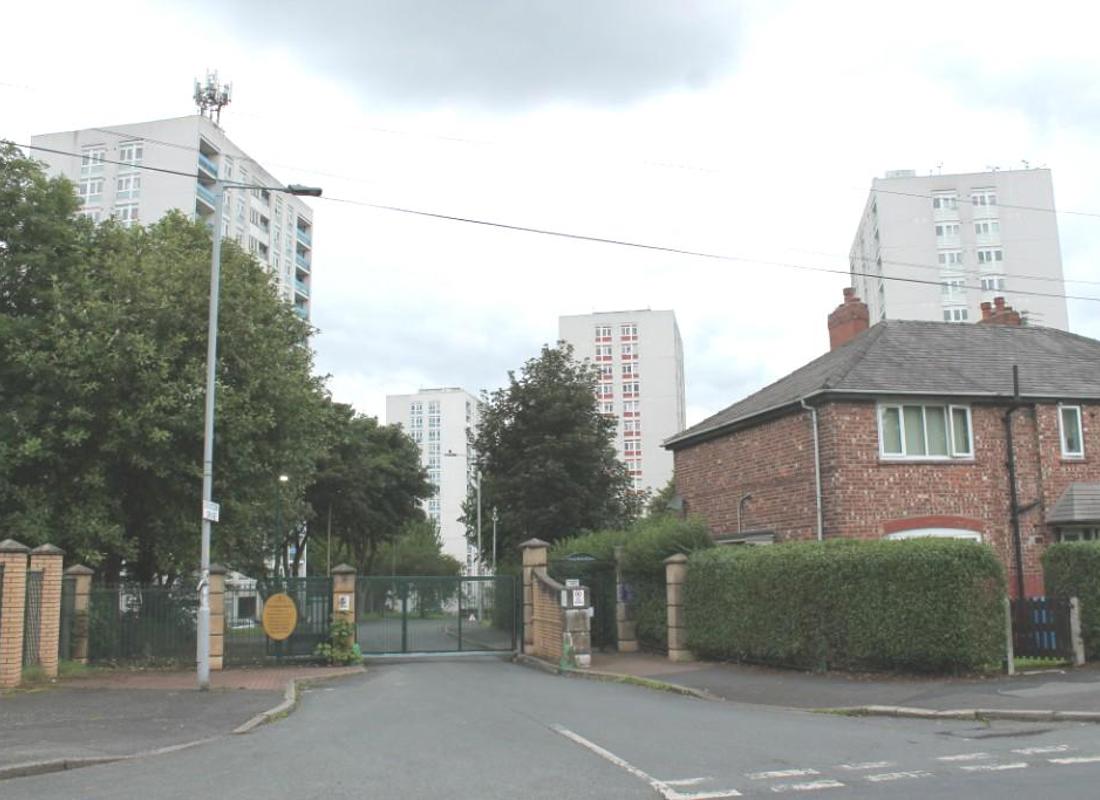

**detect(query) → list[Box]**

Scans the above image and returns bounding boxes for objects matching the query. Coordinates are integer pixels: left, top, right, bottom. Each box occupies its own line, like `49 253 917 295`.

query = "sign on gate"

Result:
262 593 298 641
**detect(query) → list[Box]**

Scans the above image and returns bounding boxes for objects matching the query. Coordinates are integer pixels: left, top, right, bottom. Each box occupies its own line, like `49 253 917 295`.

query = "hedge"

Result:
684 539 1006 673
1043 542 1100 659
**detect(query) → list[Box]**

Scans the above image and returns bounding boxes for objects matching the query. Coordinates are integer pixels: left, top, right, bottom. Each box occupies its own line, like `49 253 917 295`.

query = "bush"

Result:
1043 542 1100 659
685 539 1005 673
314 617 362 666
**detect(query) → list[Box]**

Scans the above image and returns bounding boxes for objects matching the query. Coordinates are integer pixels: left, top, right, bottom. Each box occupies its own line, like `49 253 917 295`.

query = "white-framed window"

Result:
428 442 440 456
622 400 639 415
599 402 614 415
428 401 439 414
977 248 1004 265
971 190 997 206
598 365 613 380
411 430 423 443
595 325 612 339
117 140 143 169
623 419 641 434
115 174 140 200
974 220 1000 235
878 403 973 459
622 381 640 397
886 528 981 542
941 278 965 296
1056 527 1100 543
80 146 105 176
596 384 613 400
428 430 440 442
621 323 638 338
596 344 612 360
622 363 637 378
77 178 104 204
113 203 139 228
79 208 101 222
621 343 637 359
428 414 440 429
1059 405 1084 458
938 250 963 266
931 193 958 210
980 276 1006 292
943 307 969 322
250 209 261 226
935 223 960 238
410 401 422 415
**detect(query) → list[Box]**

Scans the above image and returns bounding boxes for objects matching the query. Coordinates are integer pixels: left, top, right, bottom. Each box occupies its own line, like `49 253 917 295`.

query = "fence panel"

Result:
88 585 198 664
23 570 43 667
224 576 332 664
1012 596 1074 659
58 575 76 661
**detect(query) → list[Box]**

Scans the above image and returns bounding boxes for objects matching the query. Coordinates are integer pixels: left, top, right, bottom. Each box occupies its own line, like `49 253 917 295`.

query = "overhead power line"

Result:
13 140 1100 305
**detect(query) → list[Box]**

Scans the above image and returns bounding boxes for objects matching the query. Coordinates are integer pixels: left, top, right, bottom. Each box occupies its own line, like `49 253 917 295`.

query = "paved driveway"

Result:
358 616 513 653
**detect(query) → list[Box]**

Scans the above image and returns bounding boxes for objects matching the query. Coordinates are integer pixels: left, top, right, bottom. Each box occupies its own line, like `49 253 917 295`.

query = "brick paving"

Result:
65 664 364 691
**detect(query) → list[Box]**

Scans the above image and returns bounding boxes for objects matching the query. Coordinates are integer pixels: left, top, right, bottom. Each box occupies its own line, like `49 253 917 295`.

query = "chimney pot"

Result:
994 296 1006 310
828 288 870 350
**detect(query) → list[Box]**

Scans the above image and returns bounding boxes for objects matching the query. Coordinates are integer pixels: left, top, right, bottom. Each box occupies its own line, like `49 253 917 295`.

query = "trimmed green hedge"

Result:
685 539 1006 673
1043 542 1100 659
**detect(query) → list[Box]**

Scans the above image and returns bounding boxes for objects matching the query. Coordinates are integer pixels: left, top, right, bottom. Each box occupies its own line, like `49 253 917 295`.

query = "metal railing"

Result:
295 226 312 247
294 278 310 297
88 585 197 664
197 152 219 178
295 252 310 271
224 577 332 664
196 182 217 208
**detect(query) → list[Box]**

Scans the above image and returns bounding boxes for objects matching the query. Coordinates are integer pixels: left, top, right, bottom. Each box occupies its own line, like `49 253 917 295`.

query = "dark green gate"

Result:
23 570 43 667
550 554 616 650
356 575 517 655
224 576 332 664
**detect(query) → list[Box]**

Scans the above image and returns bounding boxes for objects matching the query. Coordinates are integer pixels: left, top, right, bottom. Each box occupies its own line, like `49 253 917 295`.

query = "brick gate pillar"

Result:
0 539 30 688
208 564 227 672
664 554 694 663
332 564 357 640
520 539 550 653
614 545 638 653
64 565 94 665
29 544 64 678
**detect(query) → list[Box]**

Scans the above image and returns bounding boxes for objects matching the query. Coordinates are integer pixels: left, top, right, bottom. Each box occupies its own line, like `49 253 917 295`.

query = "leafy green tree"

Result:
0 144 329 580
645 477 678 517
470 343 637 561
304 402 433 577
373 519 462 577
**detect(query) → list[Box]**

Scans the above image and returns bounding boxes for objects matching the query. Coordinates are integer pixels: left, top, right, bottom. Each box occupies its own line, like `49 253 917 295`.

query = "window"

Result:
879 403 973 458
595 345 612 361
428 401 439 414
941 278 965 296
250 209 261 226
598 365 613 381
115 174 140 200
411 430 423 443
886 529 981 542
980 276 1006 292
974 220 1000 235
938 250 963 266
622 381 640 397
595 325 612 339
622 400 639 416
977 248 1004 265
79 208 101 222
117 140 143 169
622 363 637 378
1056 527 1100 543
113 203 139 228
410 415 423 430
621 323 637 339
428 430 440 442
932 193 958 210
971 190 997 206
621 343 637 360
596 384 613 400
1059 405 1084 458
428 413 440 429
943 307 969 322
623 419 641 435
599 402 614 415
80 146 105 176
77 178 104 204
935 223 959 238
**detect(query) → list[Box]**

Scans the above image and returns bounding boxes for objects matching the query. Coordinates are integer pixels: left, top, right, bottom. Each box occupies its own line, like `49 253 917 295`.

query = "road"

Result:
7 658 1100 799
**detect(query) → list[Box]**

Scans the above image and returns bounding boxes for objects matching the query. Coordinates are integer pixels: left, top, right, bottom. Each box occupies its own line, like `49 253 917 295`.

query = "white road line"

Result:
1049 756 1100 765
663 778 711 787
551 725 742 800
837 762 896 771
747 769 821 780
771 779 845 793
937 752 991 762
960 762 1029 772
1013 745 1071 755
865 771 933 783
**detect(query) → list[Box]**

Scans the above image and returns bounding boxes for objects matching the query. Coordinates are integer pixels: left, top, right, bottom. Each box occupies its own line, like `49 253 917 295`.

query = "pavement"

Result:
7 658 1100 799
0 665 363 777
588 651 1100 716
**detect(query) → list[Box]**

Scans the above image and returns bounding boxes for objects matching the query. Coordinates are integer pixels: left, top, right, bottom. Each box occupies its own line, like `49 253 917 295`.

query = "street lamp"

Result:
444 449 482 619
197 180 321 691
277 474 289 578
491 506 498 577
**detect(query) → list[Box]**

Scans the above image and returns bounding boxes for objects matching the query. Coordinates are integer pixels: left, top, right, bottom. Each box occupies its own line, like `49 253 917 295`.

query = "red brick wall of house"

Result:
673 399 1100 598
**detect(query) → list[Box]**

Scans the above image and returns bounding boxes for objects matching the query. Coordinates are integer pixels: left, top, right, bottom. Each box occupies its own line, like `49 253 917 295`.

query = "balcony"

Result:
295 252 311 272
293 304 309 319
294 278 310 298
196 182 217 211
296 226 312 248
197 152 219 179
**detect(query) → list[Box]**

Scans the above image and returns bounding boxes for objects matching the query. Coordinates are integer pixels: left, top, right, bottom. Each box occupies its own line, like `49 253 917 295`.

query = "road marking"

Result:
663 778 710 787
1013 745 1070 755
937 752 991 762
771 779 845 793
960 762 1028 772
551 725 742 800
837 761 896 771
1049 756 1100 765
865 771 933 783
747 769 820 780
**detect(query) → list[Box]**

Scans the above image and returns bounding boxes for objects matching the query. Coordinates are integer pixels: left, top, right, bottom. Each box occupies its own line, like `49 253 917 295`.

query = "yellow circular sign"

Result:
262 593 299 641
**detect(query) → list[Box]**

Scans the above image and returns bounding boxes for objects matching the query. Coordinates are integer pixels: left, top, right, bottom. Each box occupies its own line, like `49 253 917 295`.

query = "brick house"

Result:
665 290 1100 597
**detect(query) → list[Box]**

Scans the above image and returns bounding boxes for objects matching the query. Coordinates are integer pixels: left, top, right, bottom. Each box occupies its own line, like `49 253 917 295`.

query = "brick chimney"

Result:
828 287 870 350
979 296 1022 326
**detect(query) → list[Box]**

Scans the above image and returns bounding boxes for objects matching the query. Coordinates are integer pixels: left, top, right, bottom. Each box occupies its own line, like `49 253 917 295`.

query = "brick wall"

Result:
673 399 1100 598
531 571 563 663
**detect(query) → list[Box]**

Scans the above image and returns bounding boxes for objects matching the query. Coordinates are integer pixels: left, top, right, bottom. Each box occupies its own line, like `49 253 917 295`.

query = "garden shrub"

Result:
684 539 1005 673
1043 542 1100 659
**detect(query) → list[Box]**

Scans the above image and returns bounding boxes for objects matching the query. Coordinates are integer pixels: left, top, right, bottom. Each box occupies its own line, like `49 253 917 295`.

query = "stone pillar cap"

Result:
518 538 550 549
209 563 228 575
331 563 357 575
65 564 95 576
0 538 30 553
663 553 689 565
31 543 65 556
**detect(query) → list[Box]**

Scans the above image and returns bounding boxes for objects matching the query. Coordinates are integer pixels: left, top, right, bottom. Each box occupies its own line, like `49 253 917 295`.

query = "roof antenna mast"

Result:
193 71 232 126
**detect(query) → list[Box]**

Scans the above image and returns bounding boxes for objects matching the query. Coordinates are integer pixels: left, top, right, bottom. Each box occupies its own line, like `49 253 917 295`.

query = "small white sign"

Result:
203 501 220 522
565 578 580 588
337 595 351 612
572 589 586 607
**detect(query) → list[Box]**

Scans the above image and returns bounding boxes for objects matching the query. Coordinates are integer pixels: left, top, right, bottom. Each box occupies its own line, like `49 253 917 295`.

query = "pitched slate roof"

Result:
1048 483 1100 524
666 321 1100 449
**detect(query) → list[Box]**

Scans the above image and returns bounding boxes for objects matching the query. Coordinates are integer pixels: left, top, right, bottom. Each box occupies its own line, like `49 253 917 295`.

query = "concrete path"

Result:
6 658 1100 799
592 652 1100 713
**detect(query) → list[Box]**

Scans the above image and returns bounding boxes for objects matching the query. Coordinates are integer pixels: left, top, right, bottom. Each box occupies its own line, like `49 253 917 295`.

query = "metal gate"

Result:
1012 597 1074 659
550 555 617 650
356 575 517 655
23 570 44 667
224 576 332 664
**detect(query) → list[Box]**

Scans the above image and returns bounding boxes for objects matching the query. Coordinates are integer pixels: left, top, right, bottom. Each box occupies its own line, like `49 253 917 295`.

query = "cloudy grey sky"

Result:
3 0 1098 426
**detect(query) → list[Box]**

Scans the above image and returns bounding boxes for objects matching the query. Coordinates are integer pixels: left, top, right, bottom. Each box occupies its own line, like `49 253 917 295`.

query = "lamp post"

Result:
444 449 482 618
276 474 289 577
196 179 321 690
491 506 498 576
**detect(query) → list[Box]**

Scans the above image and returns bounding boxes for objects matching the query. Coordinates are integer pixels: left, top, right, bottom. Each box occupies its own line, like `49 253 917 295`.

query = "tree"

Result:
470 343 636 561
645 477 678 517
0 144 329 580
304 402 433 577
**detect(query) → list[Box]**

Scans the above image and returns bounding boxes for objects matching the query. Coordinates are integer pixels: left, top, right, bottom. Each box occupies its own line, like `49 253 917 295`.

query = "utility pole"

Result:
491 506 498 576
